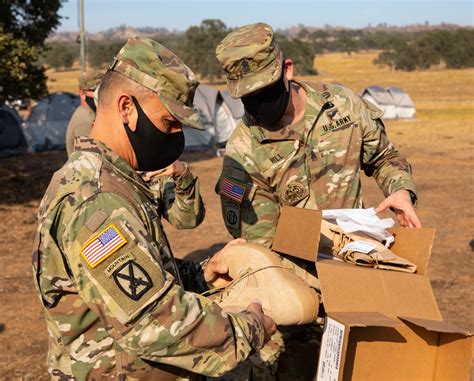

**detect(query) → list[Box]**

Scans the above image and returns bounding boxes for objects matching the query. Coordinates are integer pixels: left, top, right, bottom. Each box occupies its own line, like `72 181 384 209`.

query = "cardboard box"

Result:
272 206 472 381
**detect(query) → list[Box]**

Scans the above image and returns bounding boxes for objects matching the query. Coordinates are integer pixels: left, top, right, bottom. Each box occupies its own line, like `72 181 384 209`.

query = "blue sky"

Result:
58 0 474 32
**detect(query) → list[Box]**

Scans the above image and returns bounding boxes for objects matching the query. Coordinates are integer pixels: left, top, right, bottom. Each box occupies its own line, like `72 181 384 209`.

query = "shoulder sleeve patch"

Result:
81 224 127 268
220 177 247 204
77 219 173 324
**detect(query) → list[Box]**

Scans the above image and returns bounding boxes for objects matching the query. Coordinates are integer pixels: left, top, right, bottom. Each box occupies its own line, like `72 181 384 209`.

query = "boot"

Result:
209 243 320 325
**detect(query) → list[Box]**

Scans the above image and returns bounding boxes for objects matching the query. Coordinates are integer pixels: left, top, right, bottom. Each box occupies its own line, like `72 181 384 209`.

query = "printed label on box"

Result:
317 317 346 381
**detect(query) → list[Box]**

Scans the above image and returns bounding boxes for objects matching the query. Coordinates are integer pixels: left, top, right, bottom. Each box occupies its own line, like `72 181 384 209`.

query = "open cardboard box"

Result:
272 206 472 381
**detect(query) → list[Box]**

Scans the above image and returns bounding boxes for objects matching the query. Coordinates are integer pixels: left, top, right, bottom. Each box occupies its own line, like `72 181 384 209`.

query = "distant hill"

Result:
48 25 177 42
49 23 471 42
281 22 470 38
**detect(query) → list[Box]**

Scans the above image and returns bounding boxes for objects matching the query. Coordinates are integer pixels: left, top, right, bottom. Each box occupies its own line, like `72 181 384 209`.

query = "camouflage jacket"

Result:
32 137 265 380
217 81 417 247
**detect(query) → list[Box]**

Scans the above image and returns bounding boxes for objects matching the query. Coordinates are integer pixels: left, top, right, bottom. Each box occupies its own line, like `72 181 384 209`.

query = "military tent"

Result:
22 92 80 152
359 86 397 120
387 86 416 119
183 85 243 152
0 104 28 158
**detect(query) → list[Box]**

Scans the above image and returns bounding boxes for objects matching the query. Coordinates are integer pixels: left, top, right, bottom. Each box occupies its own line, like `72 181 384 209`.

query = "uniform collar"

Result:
73 137 152 196
245 79 328 143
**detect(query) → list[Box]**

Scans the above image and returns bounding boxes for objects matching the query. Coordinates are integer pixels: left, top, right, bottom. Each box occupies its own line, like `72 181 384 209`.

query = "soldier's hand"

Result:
246 300 277 342
141 161 187 181
204 238 246 288
375 189 421 228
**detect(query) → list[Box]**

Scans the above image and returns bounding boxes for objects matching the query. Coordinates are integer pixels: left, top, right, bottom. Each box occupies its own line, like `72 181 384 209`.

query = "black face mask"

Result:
241 73 291 126
123 96 185 171
85 95 97 113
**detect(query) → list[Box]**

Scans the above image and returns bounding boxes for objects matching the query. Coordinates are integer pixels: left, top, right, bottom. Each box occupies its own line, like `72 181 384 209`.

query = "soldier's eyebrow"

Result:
162 118 180 128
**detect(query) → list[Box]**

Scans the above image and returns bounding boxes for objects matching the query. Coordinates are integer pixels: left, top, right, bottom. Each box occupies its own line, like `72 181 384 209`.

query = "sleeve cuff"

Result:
229 310 266 352
174 164 195 191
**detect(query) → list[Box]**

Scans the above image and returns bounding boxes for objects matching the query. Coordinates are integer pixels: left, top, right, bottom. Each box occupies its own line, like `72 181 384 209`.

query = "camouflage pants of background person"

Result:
208 255 323 381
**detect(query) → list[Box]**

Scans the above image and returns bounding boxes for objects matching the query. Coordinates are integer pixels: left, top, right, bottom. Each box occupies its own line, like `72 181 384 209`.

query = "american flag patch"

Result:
81 224 127 268
221 178 246 204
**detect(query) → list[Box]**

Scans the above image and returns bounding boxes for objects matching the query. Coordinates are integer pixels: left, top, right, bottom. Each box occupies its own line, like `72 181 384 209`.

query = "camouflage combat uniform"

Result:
32 37 266 380
214 23 418 380
215 23 418 249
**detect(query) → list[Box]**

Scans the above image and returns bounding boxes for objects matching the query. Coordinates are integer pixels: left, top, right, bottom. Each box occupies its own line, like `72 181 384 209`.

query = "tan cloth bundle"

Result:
319 219 417 273
205 243 320 325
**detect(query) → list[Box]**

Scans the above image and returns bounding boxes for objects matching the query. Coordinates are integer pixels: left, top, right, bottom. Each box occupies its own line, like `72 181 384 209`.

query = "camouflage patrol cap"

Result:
216 23 283 98
110 36 204 130
78 72 102 90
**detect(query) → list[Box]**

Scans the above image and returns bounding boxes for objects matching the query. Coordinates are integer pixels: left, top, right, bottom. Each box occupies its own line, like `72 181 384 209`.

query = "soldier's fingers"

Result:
153 167 173 178
225 238 247 248
215 263 229 275
264 315 277 335
407 210 422 228
246 301 264 315
142 168 167 180
375 198 391 213
395 212 408 227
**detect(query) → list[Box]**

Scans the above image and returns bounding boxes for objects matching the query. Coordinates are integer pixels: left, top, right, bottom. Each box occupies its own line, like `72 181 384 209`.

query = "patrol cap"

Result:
110 36 204 130
216 23 283 98
78 72 102 91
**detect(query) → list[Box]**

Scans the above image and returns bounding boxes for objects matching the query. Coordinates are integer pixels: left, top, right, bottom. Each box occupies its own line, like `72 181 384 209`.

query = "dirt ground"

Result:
0 52 473 379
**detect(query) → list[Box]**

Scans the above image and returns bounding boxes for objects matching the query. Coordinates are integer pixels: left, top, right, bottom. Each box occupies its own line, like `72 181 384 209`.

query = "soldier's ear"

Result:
283 59 295 83
117 93 137 131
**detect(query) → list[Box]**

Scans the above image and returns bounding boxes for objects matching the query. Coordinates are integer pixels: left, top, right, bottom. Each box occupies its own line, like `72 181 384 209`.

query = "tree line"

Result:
1 1 473 103
43 21 474 78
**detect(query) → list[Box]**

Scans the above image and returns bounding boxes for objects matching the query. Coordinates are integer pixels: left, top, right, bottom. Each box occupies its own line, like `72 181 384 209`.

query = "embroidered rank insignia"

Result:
81 224 127 268
280 182 308 205
221 178 246 204
113 261 153 301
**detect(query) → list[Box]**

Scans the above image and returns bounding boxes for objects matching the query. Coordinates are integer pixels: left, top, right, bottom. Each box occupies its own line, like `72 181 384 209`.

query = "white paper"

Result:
317 317 346 381
322 208 395 246
340 240 376 254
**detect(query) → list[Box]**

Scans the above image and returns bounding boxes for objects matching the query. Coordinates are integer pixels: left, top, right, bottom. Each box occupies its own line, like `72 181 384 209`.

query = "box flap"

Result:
387 227 435 275
316 259 442 320
272 206 321 262
399 316 472 336
328 311 403 328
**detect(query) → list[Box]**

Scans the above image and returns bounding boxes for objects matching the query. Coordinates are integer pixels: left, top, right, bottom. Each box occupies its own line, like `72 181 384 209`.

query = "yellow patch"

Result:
80 224 128 268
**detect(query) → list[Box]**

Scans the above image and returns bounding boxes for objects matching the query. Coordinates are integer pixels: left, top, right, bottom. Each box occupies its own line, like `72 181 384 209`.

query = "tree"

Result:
441 29 474 69
0 31 47 102
88 40 125 69
0 0 63 102
43 42 77 70
373 29 474 72
276 35 317 76
179 19 229 81
335 31 359 56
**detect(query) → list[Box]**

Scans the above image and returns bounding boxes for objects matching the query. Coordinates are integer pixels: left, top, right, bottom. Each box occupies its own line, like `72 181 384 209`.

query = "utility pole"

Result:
79 0 86 76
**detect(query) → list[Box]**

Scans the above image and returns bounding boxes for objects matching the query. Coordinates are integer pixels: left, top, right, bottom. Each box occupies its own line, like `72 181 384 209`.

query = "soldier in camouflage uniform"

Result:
214 23 421 379
32 36 276 380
